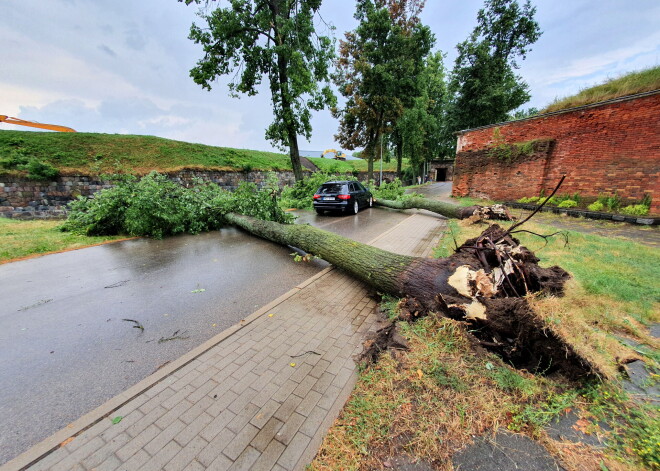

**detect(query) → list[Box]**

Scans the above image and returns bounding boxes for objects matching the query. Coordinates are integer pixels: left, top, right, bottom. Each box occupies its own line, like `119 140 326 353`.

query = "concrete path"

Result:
2 212 446 471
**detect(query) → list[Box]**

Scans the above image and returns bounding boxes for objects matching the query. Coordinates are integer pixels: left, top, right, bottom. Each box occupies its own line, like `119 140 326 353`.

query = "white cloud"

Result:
531 31 660 87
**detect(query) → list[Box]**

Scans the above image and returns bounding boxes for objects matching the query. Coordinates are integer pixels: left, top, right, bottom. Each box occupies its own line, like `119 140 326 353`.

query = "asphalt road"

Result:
0 206 411 465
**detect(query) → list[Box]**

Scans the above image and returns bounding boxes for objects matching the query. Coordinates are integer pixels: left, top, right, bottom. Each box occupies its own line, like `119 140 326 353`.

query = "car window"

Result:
318 183 345 194
349 182 357 192
355 182 366 192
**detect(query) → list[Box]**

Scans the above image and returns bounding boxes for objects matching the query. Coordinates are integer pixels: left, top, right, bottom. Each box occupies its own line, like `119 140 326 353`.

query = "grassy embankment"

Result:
542 66 660 113
0 130 401 175
312 213 659 471
0 218 125 263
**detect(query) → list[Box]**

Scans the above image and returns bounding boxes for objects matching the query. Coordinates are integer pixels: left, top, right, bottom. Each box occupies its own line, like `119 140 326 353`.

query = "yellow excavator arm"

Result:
0 115 76 132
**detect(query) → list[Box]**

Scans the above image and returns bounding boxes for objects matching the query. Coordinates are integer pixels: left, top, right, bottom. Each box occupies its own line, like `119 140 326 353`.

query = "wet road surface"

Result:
0 207 411 464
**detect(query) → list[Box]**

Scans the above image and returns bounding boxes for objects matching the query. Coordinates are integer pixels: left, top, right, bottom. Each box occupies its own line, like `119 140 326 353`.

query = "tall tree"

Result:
181 0 336 181
333 0 433 182
445 0 541 144
393 50 450 178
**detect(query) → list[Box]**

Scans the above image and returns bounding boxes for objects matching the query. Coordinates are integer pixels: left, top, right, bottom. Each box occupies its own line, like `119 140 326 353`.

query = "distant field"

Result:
0 130 401 176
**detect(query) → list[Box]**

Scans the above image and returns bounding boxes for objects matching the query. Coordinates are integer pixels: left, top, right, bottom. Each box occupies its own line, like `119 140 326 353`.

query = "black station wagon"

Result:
313 180 373 215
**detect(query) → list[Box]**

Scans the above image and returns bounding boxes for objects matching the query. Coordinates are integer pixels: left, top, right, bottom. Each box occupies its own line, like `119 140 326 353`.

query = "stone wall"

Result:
453 91 660 214
0 169 399 219
0 170 299 219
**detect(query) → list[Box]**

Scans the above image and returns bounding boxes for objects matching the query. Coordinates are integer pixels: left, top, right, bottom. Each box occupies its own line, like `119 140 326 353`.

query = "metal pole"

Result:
379 132 383 185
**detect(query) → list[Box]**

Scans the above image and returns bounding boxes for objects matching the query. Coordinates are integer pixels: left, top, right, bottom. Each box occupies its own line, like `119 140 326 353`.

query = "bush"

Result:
587 201 605 212
24 159 59 180
371 179 406 200
557 199 578 209
61 172 292 238
620 204 650 216
517 196 540 204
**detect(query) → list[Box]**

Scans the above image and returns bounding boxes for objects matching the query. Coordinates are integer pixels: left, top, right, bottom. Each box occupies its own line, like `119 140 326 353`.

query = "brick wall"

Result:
452 92 660 215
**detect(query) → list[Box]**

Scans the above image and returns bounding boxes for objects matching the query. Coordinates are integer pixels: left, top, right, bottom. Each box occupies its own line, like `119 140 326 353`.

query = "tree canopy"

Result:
333 0 433 182
446 0 541 142
182 0 336 181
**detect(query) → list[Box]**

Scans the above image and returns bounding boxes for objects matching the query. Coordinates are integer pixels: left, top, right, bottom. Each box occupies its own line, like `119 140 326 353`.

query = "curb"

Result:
2 212 421 471
504 202 659 226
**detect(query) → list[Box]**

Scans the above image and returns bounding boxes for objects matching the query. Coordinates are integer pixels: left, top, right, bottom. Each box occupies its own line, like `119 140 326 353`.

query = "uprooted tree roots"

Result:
365 225 597 379
225 213 599 380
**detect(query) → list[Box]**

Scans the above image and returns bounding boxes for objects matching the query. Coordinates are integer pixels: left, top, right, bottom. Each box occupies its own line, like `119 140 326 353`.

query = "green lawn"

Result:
0 218 125 263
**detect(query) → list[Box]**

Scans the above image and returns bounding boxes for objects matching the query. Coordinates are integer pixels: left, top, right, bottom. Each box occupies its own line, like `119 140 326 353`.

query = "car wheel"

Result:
368 196 373 207
352 200 359 215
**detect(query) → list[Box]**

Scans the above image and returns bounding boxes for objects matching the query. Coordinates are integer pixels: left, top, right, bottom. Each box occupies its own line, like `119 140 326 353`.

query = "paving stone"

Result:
164 436 208 471
250 399 281 429
197 428 236 468
251 417 284 452
116 424 162 461
175 412 214 447
251 438 286 471
274 412 306 446
227 402 260 434
277 432 311 470
452 431 565 471
137 440 182 471
223 424 260 461
144 419 186 456
82 432 131 469
296 390 322 417
273 394 303 422
200 409 237 442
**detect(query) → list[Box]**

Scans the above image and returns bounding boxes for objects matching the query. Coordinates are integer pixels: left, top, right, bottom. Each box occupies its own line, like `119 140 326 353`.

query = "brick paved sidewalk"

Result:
2 213 446 471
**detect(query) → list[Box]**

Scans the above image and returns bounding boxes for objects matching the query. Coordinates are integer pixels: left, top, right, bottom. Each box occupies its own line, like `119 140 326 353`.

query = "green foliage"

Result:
333 0 434 180
445 0 541 149
487 128 547 162
517 196 540 203
279 171 354 209
600 193 622 211
587 201 604 212
620 204 649 216
371 179 406 200
488 365 537 396
61 172 292 238
24 159 59 180
185 0 336 180
0 144 59 180
557 199 577 208
583 383 660 470
509 389 579 431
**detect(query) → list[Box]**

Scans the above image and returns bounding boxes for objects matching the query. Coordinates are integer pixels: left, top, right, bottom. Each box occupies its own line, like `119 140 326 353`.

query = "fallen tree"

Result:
225 212 597 379
375 197 513 221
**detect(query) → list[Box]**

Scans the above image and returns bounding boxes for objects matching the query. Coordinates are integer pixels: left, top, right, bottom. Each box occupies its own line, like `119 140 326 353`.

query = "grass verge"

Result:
311 216 659 471
0 218 125 263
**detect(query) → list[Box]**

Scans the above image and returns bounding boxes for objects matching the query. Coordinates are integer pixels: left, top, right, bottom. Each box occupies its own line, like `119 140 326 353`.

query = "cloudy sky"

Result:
1 0 658 153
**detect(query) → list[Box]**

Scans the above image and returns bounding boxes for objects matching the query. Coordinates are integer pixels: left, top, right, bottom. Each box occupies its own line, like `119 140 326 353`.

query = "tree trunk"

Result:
288 128 304 182
375 197 513 221
223 213 594 378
